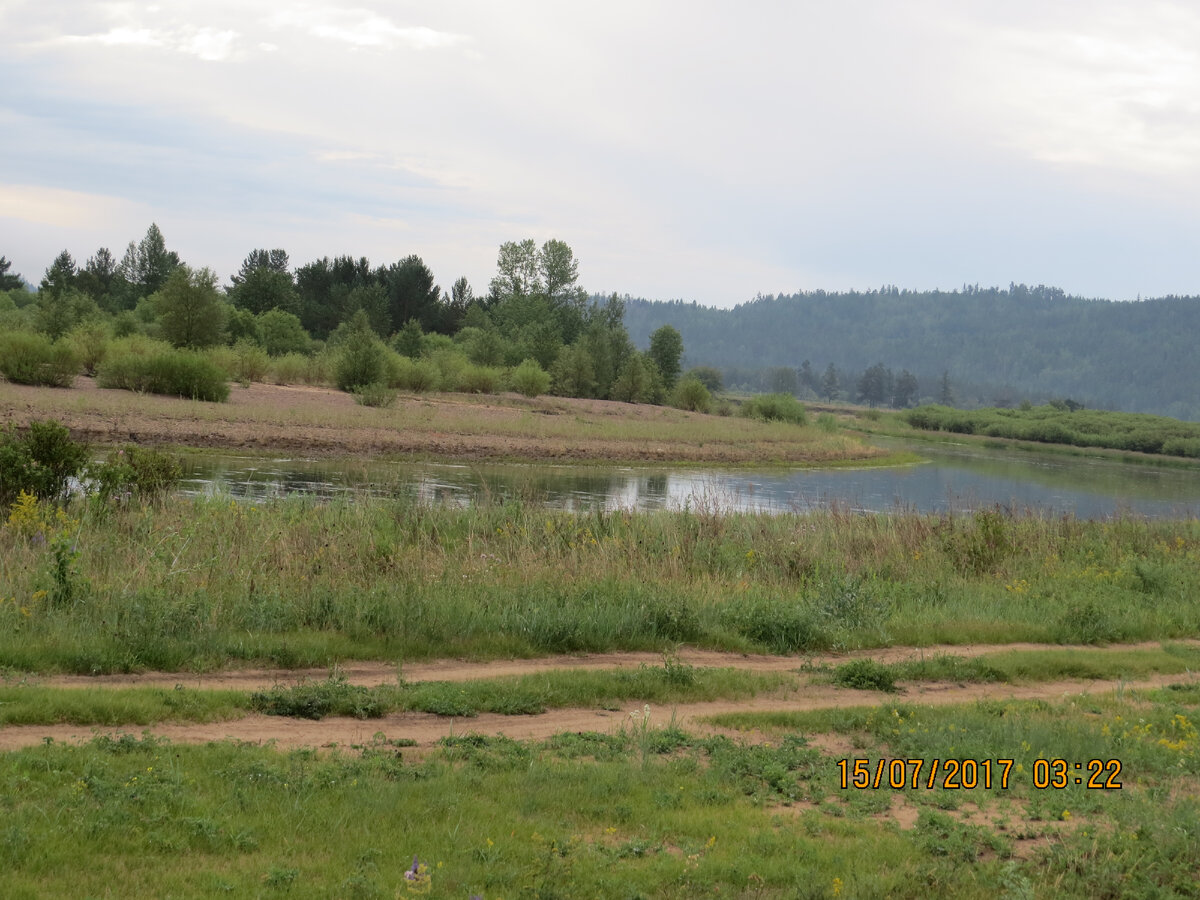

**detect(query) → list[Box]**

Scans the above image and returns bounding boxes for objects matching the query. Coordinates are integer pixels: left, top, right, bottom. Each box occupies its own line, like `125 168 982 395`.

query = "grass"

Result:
0 664 789 726
4 682 1200 898
2 495 1199 673
906 403 1200 458
823 643 1200 690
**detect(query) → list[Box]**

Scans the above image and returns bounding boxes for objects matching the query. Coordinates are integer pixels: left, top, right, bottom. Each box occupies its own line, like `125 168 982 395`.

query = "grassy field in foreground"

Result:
3 682 1199 898
2 496 1199 673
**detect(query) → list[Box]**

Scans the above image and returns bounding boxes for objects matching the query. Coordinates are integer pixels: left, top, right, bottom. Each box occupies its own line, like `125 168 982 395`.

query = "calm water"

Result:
179 440 1200 520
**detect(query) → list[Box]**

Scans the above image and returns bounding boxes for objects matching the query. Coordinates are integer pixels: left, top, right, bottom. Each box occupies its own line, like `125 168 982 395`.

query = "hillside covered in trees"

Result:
622 286 1200 420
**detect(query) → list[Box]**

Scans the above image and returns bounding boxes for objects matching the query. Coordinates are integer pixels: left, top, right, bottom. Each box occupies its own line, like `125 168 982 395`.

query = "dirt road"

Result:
3 641 1193 752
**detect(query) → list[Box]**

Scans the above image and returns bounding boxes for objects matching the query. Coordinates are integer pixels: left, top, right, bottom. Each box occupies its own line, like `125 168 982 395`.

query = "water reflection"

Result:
178 442 1200 520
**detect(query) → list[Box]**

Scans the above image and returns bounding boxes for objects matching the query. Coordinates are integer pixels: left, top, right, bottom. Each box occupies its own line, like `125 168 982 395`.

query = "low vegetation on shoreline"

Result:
905 403 1200 459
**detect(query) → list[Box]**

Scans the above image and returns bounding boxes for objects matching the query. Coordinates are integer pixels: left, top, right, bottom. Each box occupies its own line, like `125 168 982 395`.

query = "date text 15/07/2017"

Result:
837 758 1123 791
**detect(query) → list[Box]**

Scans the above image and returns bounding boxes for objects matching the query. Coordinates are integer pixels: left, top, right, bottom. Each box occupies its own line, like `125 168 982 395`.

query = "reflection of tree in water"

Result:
171 448 1200 519
640 474 669 505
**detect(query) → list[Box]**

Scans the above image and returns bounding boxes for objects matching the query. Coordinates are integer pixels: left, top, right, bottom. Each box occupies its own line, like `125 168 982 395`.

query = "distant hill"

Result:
619 285 1200 420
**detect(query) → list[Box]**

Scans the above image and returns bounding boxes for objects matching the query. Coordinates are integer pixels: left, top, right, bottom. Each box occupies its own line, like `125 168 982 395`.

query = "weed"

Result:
832 658 897 692
250 675 386 720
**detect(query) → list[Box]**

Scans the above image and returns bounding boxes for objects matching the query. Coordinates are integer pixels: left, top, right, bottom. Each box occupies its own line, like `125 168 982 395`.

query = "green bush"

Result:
250 676 385 720
742 393 808 425
228 340 270 384
1162 438 1200 459
334 333 387 392
352 382 397 408
201 345 238 378
267 352 330 386
0 331 80 387
670 376 712 413
0 420 90 504
456 363 503 394
428 347 468 389
509 358 551 398
832 658 897 692
816 412 838 432
89 445 182 501
65 321 111 377
97 347 230 402
403 358 439 392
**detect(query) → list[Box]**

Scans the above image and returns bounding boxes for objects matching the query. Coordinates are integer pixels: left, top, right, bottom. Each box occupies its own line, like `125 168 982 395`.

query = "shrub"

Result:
65 320 111 376
89 445 182 501
334 332 387 391
257 309 312 356
202 345 238 378
671 376 712 413
1162 438 1200 459
816 412 838 432
0 331 80 387
742 393 808 425
266 352 309 385
0 420 90 504
352 382 397 408
250 676 386 720
229 340 270 384
97 347 230 402
268 351 330 386
402 358 439 392
832 659 897 692
510 358 551 397
428 347 468 390
456 363 503 394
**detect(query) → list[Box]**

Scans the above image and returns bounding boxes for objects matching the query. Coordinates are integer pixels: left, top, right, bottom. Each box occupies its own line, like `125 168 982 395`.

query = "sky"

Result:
4 1 1200 307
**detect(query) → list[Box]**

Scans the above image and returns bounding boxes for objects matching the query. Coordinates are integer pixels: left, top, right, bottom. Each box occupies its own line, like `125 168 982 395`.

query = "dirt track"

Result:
4 641 1195 752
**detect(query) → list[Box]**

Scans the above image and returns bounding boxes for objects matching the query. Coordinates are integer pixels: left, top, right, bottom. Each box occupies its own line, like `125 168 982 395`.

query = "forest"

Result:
0 227 703 410
621 286 1200 420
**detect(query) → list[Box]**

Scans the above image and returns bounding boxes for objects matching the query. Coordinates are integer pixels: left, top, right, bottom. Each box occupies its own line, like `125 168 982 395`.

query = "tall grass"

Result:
1 495 1197 672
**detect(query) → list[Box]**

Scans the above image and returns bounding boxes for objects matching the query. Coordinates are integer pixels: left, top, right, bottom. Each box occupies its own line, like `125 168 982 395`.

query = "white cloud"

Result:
49 24 240 61
179 27 239 61
0 182 150 230
950 4 1200 180
267 7 467 51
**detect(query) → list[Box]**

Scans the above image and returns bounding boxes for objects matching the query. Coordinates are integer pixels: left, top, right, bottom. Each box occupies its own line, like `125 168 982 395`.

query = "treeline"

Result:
620 285 1200 420
0 229 713 410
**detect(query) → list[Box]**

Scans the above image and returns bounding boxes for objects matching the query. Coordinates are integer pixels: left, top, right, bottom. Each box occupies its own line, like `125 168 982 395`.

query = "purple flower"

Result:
405 856 420 880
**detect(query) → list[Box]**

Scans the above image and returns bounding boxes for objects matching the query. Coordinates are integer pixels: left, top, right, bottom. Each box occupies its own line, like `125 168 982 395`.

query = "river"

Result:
177 438 1200 519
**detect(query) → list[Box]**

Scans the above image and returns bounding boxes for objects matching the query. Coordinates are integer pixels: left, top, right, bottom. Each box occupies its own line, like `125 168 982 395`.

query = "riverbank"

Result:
0 378 889 466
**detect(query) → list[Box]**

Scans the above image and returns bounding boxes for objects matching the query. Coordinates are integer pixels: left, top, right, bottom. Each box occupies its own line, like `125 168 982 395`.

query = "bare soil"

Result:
3 641 1194 752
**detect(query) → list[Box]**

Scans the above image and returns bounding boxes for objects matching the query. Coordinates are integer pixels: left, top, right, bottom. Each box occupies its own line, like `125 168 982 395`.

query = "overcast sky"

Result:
4 1 1200 306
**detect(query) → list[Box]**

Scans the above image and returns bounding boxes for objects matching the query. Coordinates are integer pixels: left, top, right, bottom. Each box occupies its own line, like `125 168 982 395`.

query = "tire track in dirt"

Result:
4 647 1197 752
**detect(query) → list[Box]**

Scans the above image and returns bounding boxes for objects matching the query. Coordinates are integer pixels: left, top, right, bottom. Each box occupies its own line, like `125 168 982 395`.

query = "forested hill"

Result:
621 285 1200 420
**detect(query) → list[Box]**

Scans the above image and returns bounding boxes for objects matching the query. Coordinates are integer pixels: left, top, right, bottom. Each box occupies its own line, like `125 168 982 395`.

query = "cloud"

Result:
50 24 240 61
267 6 468 51
0 183 146 229
950 4 1200 180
